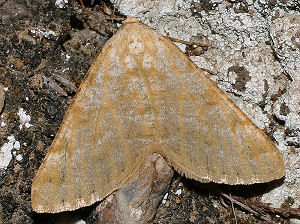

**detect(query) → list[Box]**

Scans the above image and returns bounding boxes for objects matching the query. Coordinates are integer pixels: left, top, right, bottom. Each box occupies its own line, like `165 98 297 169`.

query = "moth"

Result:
31 17 285 213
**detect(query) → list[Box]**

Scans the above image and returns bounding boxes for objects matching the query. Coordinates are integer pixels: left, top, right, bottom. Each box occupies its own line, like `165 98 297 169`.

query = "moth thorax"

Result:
128 37 144 55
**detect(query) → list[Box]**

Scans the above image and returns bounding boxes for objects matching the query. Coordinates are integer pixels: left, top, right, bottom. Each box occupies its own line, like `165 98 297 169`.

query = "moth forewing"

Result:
31 17 285 213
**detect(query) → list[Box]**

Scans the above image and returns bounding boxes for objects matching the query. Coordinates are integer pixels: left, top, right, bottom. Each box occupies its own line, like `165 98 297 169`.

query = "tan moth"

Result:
31 17 285 213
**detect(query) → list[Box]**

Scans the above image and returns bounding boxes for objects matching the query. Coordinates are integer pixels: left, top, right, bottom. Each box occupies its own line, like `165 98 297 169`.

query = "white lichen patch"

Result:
30 28 57 39
14 140 20 150
0 135 21 170
17 108 33 130
175 189 182 195
162 192 168 204
74 220 86 224
16 154 23 161
55 0 68 9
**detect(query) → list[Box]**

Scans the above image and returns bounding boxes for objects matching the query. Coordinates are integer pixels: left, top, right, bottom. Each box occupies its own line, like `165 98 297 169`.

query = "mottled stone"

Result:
270 14 300 131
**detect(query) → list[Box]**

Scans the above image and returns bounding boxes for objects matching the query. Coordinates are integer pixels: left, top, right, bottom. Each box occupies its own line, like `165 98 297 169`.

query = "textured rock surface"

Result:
271 14 300 131
112 0 300 218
